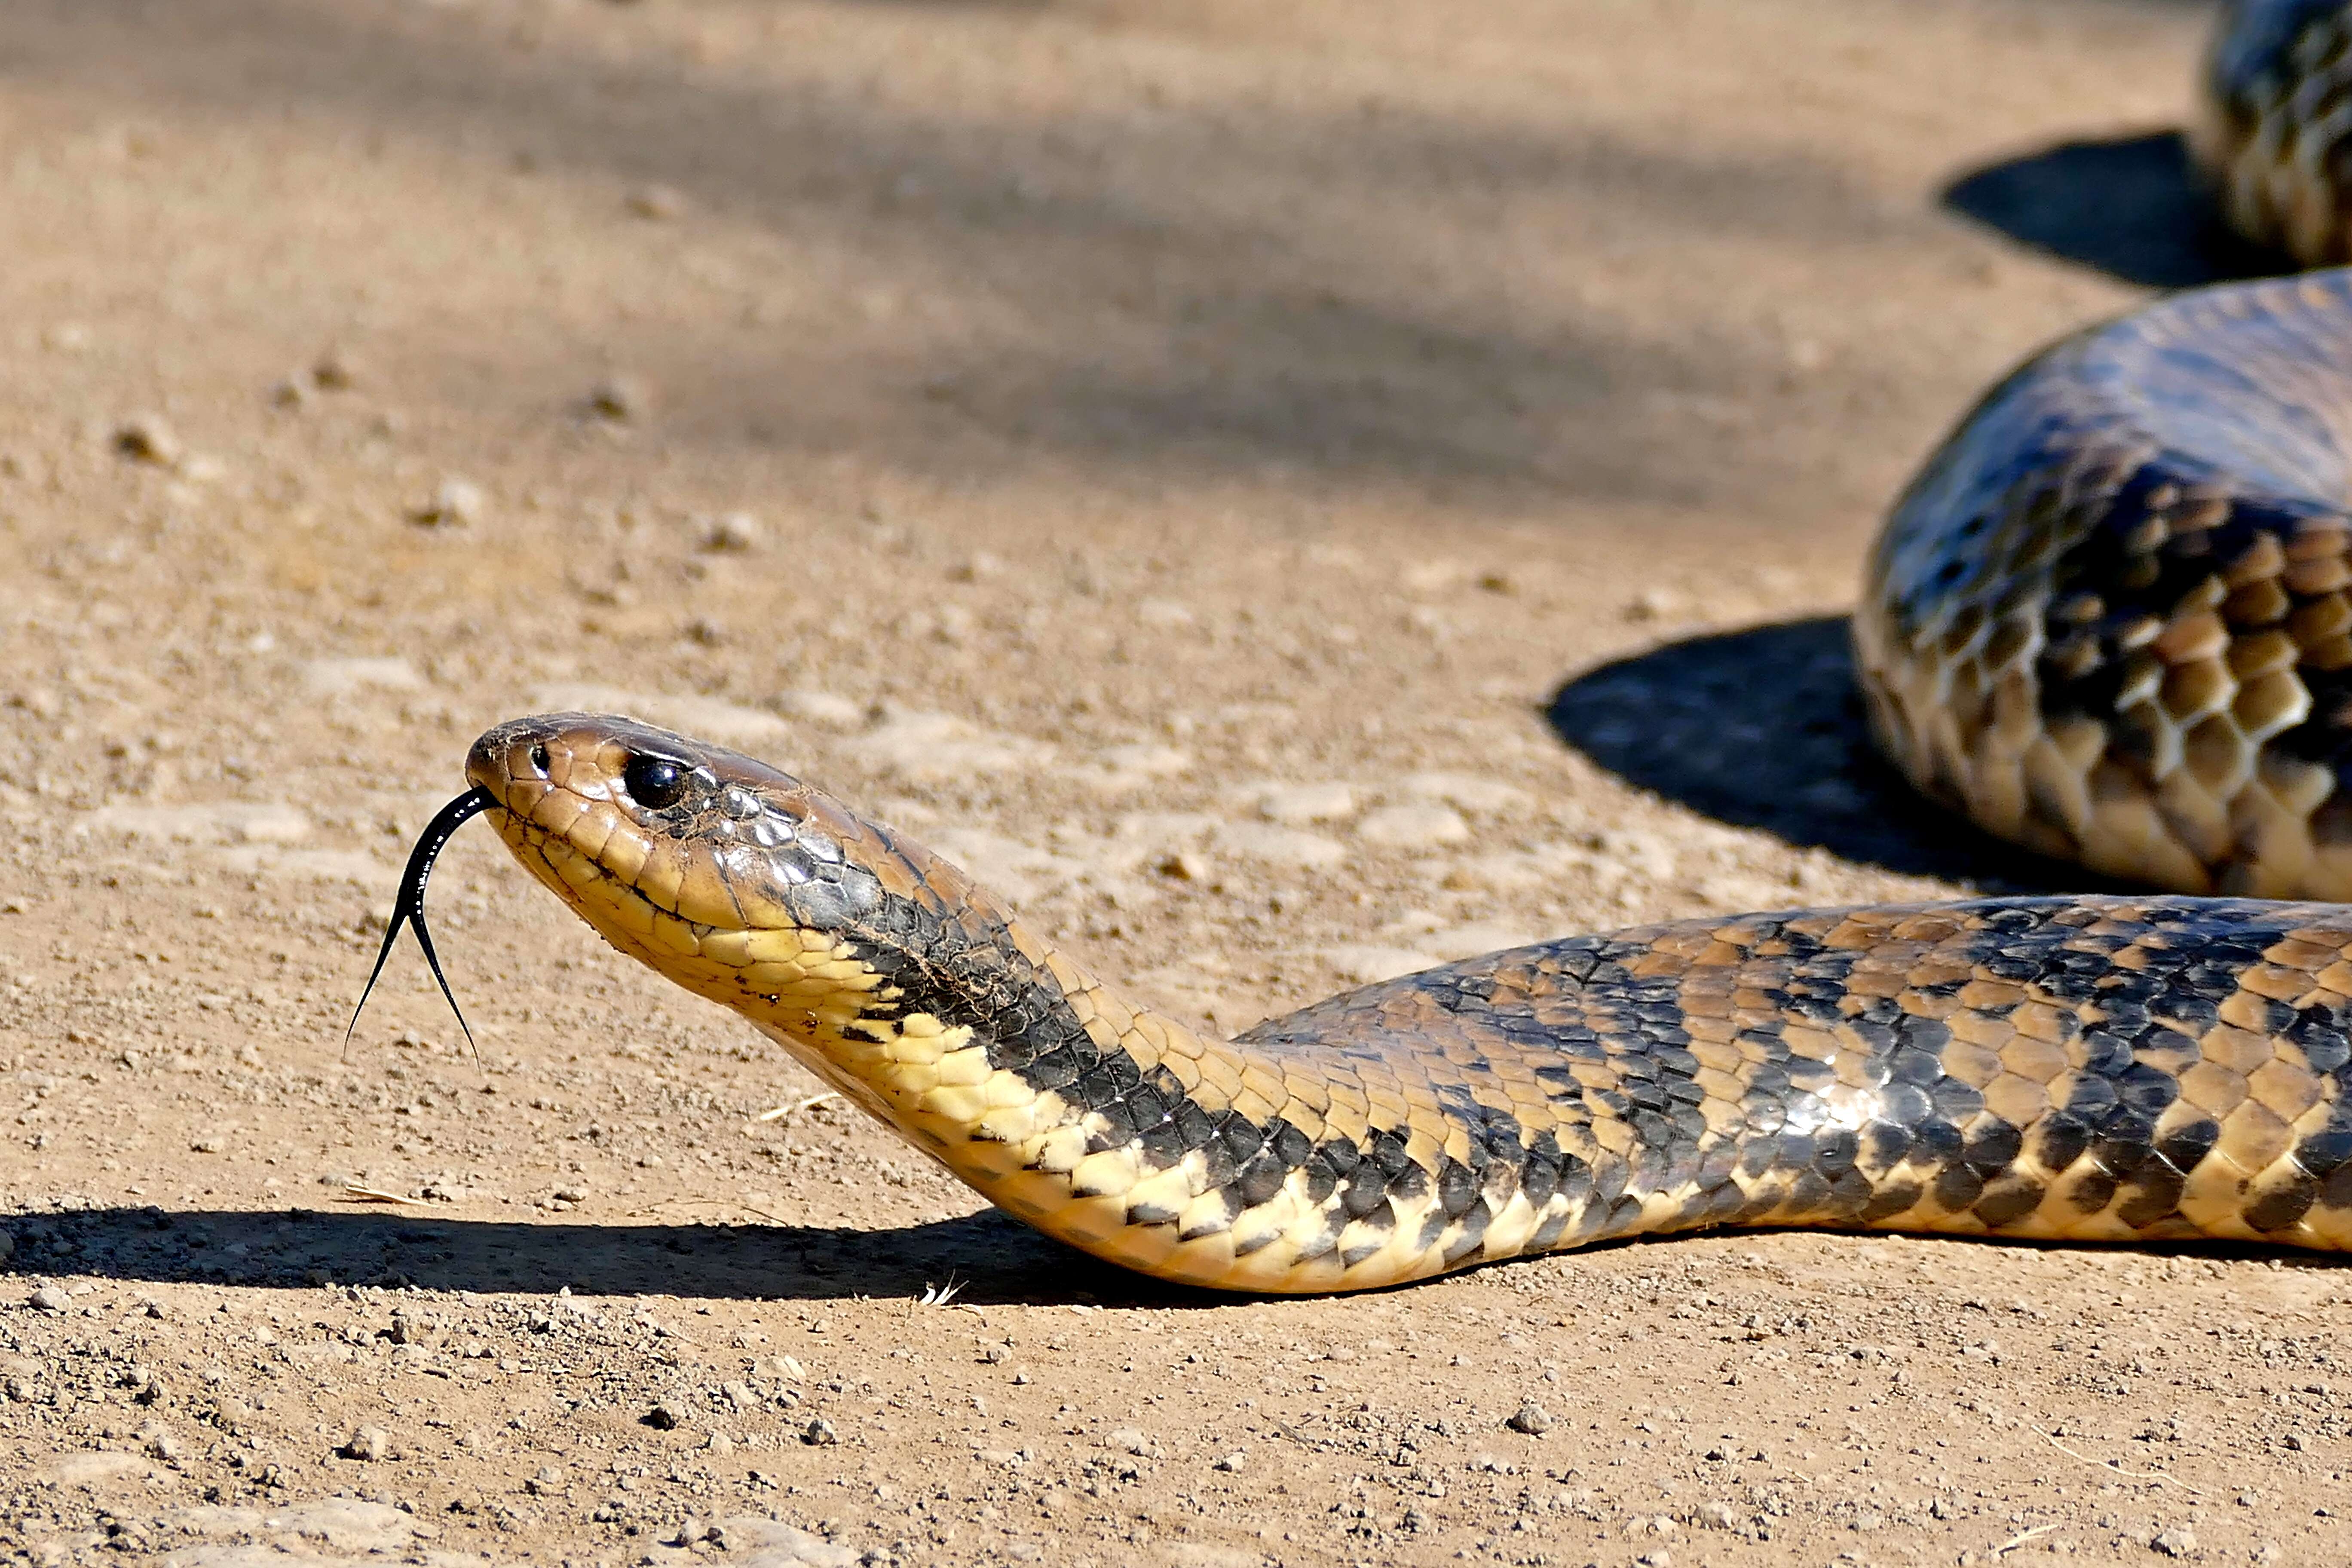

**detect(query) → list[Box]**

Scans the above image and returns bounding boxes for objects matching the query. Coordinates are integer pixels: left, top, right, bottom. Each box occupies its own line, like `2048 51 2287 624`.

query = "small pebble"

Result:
141 1424 180 1461
413 476 484 528
527 1464 566 1494
670 1517 708 1546
29 1286 70 1313
1624 586 1685 622
340 1425 393 1461
2150 1525 2197 1557
643 1400 682 1431
1154 850 1211 883
588 374 647 421
311 347 360 390
801 1416 838 1446
113 414 181 466
626 183 684 219
1694 1500 1738 1529
700 512 760 552
1211 1451 1245 1472
1505 1399 1553 1436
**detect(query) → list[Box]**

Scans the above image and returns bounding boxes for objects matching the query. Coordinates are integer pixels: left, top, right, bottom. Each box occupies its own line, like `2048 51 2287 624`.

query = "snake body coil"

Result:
1856 270 2352 900
442 717 2352 1293
2201 1 2352 267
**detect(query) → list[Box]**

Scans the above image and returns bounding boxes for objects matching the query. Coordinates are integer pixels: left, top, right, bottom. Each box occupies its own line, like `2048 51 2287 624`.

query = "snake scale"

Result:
356 5 2352 1293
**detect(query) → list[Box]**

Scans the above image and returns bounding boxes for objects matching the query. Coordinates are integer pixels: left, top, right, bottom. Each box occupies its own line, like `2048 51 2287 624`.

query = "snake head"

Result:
466 712 900 941
462 714 1069 1140
464 712 1029 1044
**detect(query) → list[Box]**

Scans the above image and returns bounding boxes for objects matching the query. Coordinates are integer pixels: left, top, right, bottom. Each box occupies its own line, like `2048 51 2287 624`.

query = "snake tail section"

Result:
460 716 2352 1293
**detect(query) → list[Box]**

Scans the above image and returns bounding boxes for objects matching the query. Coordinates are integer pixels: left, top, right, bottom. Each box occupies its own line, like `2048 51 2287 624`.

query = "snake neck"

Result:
490 799 1216 1191
672 860 1240 1238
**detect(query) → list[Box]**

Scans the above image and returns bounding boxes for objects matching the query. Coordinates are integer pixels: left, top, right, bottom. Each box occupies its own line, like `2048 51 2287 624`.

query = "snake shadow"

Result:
1546 616 2097 891
1941 131 2288 288
0 1205 1213 1309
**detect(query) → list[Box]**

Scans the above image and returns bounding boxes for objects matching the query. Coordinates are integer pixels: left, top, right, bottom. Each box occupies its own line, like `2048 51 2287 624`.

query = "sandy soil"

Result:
3 0 2347 1564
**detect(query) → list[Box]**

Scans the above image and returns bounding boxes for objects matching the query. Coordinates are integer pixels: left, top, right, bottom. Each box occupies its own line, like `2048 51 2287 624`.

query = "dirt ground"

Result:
3 0 2348 1565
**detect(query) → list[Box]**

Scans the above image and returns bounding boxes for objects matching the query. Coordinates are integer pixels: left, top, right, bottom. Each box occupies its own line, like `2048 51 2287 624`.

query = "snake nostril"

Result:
528 742 550 776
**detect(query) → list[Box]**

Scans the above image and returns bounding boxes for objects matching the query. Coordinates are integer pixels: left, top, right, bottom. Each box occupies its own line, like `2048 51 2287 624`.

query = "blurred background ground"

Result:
3 1 2347 1565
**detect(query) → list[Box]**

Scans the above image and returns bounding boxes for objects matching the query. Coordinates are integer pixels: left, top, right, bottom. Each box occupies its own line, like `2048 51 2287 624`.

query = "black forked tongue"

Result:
346 786 497 1061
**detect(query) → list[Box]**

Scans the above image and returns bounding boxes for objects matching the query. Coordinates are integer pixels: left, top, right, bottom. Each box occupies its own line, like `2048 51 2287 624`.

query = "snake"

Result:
2201 0 2352 268
341 12 2352 1295
347 707 2352 1296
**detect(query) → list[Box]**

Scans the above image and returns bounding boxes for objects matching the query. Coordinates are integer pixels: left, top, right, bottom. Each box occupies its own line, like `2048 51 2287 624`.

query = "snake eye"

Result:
623 753 691 811
528 742 550 776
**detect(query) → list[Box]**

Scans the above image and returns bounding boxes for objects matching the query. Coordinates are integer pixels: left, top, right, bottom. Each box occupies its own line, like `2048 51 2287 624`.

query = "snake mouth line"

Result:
346 786 500 1057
